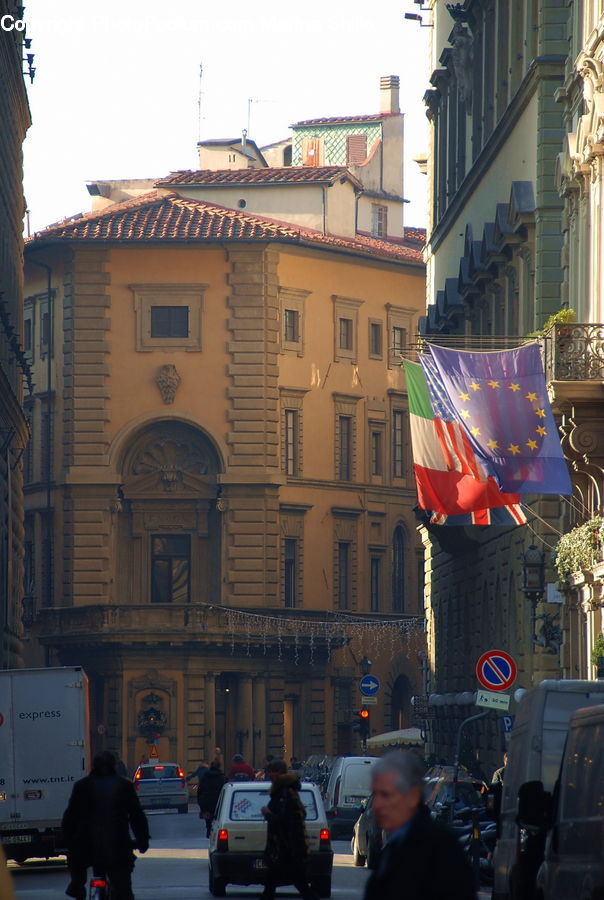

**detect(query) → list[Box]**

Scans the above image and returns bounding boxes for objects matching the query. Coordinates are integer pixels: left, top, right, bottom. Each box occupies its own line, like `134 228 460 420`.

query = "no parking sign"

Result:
476 650 517 693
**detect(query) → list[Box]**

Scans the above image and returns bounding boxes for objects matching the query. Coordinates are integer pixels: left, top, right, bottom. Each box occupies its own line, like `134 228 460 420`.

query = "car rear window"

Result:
137 765 180 779
342 763 373 796
229 789 319 821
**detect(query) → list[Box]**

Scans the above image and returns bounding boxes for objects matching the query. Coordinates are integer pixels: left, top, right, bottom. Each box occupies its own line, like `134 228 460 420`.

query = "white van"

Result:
492 679 604 900
324 756 378 837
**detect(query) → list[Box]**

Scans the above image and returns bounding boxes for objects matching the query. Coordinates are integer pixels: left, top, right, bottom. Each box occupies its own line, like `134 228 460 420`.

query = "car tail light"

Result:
319 828 331 849
135 770 141 780
177 767 185 778
91 879 107 888
217 828 229 851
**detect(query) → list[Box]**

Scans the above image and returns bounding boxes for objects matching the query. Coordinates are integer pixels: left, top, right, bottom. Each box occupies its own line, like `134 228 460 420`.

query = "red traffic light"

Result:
359 709 370 719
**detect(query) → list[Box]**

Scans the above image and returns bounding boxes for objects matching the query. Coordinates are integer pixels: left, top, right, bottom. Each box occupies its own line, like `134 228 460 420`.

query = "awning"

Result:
366 728 424 749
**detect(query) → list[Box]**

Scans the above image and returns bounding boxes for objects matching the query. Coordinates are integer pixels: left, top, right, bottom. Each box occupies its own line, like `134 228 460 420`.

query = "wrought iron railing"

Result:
543 323 604 382
407 324 604 383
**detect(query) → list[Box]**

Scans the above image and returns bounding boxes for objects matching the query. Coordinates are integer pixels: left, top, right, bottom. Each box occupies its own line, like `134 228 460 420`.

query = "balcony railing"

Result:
408 324 604 383
543 323 604 382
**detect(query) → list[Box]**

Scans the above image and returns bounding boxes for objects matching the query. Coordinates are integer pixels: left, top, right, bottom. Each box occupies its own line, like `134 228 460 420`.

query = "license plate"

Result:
345 795 366 804
253 859 267 870
3 834 32 844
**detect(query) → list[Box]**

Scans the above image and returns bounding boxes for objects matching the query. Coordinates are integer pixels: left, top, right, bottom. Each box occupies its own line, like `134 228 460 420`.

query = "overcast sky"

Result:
22 1 430 234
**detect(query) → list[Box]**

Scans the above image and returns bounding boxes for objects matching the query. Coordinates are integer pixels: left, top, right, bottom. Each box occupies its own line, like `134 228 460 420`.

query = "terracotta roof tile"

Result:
156 166 359 187
27 192 424 267
292 114 391 126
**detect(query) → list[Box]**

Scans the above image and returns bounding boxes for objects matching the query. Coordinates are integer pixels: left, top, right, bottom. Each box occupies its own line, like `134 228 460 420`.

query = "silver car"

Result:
133 762 189 813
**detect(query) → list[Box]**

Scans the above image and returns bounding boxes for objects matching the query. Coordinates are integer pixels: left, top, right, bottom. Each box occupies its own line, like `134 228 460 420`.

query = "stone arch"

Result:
107 410 227 479
386 652 418 731
122 419 222 482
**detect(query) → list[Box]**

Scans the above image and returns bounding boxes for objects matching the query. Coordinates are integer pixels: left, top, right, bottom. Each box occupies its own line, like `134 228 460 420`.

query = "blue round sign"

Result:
359 675 381 696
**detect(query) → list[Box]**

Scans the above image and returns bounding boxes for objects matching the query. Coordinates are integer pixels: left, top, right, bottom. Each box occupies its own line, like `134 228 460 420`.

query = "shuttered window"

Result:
302 138 323 167
346 134 367 165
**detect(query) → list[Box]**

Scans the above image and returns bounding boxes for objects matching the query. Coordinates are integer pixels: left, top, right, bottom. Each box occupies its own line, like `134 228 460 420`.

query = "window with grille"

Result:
151 535 191 603
339 317 353 351
24 318 32 354
41 311 50 354
392 326 406 353
392 527 405 612
392 410 404 478
284 538 298 608
338 416 352 480
346 134 367 165
284 309 299 343
370 557 381 612
371 204 388 238
150 306 189 339
371 431 382 476
338 542 350 609
369 322 383 357
284 409 298 476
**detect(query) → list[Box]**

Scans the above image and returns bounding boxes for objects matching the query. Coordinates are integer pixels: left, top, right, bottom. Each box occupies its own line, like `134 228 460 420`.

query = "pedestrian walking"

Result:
227 753 255 781
197 761 226 838
260 759 318 900
186 760 209 784
491 751 508 786
62 750 150 900
364 751 476 900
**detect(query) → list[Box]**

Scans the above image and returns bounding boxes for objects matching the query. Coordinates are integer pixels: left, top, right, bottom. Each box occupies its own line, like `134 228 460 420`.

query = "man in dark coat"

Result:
364 752 476 900
62 750 150 900
197 761 226 837
260 759 318 900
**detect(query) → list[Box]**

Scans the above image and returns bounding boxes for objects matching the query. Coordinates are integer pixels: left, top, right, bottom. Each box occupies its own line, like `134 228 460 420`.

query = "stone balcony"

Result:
544 322 604 405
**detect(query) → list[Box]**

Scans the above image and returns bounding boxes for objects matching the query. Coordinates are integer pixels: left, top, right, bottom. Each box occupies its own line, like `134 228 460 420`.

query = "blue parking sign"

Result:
501 715 515 734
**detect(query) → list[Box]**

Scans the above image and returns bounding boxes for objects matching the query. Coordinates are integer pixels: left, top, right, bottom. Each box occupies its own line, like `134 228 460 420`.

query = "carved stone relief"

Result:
450 22 473 107
155 364 181 404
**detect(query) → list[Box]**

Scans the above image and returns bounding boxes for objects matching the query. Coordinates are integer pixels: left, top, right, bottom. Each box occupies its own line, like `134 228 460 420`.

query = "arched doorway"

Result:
117 420 223 605
390 674 413 730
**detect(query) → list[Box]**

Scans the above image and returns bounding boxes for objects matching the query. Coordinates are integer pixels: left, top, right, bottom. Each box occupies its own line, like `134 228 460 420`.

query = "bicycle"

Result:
88 872 112 900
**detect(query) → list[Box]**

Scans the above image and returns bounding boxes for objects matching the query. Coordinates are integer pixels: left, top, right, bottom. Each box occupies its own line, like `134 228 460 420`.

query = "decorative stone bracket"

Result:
155 364 181 404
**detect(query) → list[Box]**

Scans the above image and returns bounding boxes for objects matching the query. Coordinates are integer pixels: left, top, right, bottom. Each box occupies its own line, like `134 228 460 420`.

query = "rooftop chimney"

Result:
380 75 400 115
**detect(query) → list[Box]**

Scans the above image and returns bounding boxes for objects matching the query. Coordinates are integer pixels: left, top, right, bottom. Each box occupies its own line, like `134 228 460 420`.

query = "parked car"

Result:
208 780 333 897
424 765 487 820
351 794 383 868
133 762 189 814
324 756 378 838
516 704 604 900
492 679 604 900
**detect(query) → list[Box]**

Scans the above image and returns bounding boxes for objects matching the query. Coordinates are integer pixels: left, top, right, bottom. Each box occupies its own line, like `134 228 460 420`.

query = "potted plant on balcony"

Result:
590 633 604 680
555 516 604 585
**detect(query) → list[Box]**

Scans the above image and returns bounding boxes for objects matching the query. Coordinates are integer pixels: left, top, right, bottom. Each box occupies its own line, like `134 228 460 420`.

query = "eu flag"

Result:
427 343 572 495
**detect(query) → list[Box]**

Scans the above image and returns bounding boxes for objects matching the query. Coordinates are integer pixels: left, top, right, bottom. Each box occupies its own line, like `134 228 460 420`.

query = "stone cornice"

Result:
428 56 566 253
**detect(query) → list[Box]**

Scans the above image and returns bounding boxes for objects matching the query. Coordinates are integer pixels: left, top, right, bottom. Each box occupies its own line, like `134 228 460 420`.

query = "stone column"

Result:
238 675 253 763
252 676 267 767
204 672 216 763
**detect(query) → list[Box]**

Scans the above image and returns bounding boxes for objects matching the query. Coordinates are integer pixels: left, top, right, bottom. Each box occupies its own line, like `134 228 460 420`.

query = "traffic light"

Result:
352 708 371 741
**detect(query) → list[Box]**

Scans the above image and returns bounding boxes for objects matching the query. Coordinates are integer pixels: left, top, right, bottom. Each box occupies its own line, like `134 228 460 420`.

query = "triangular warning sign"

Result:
149 744 159 759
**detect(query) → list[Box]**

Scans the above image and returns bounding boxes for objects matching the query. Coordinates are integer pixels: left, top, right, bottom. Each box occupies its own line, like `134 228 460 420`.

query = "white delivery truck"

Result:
0 666 90 863
492 679 604 900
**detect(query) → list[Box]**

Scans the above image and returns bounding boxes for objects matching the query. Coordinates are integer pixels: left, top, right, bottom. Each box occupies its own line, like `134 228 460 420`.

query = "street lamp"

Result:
522 544 545 642
359 656 372 676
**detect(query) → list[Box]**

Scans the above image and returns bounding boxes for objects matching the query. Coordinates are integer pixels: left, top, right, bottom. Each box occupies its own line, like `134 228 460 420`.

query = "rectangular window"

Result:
41 397 53 483
369 322 383 357
150 306 189 339
371 431 382 476
284 538 297 608
338 416 352 481
24 318 32 353
370 557 381 612
393 410 404 478
371 204 388 238
41 311 50 353
392 326 406 352
346 134 368 165
339 317 353 351
151 534 191 603
284 409 298 476
338 542 350 609
284 308 299 343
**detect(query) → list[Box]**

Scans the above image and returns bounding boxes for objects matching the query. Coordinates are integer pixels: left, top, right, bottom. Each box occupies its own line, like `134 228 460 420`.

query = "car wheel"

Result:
353 847 366 867
208 865 227 897
312 878 331 899
178 804 188 814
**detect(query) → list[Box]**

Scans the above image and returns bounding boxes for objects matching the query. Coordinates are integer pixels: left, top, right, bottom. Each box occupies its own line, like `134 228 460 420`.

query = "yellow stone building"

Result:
23 188 426 769
0 0 31 668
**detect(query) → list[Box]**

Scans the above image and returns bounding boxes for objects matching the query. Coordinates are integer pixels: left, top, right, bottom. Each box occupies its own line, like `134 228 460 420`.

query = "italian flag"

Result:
403 360 525 525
